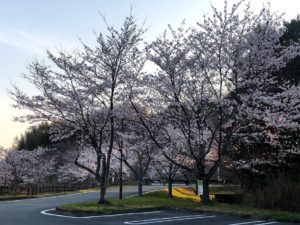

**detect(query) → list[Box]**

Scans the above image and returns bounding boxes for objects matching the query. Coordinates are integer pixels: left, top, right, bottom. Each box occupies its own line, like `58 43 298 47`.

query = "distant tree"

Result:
0 146 4 157
275 15 300 85
57 145 97 184
0 147 55 193
282 15 300 44
0 147 9 186
14 122 50 150
151 151 181 198
115 119 157 197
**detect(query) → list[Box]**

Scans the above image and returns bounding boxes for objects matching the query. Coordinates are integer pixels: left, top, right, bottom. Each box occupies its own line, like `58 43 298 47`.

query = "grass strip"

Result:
0 195 36 201
58 187 300 223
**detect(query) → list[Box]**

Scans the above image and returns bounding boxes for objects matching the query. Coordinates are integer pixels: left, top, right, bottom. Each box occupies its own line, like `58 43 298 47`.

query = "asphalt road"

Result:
0 185 160 225
0 186 297 225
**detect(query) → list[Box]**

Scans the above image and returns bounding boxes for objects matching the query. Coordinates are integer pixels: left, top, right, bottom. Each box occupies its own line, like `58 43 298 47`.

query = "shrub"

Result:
243 174 300 213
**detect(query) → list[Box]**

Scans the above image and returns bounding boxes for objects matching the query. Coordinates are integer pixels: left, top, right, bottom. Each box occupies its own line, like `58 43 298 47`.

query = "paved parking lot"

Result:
42 209 295 225
1 186 298 225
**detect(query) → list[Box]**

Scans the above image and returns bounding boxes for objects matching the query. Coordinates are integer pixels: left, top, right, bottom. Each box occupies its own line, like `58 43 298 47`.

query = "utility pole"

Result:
119 146 123 199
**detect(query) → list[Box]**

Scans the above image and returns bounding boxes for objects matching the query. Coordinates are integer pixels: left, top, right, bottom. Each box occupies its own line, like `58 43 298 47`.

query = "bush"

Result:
243 174 300 213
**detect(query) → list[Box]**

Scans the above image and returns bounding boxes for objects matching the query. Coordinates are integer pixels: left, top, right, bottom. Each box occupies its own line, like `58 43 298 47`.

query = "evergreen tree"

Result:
14 122 50 150
277 16 300 85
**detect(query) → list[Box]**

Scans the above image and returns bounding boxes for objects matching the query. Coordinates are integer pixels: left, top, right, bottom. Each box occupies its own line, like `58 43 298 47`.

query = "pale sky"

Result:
0 0 299 148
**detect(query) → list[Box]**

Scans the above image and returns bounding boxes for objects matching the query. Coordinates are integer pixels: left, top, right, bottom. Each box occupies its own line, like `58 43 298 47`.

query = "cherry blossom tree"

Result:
57 142 121 187
0 147 55 193
216 3 300 178
190 0 300 194
148 125 190 198
231 75 300 177
114 118 157 197
151 152 180 198
57 145 96 184
10 13 146 203
8 0 300 205
131 0 300 204
130 21 222 203
0 146 9 186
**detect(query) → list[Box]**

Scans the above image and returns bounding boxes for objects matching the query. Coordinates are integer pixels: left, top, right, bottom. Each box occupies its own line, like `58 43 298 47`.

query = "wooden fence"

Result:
0 185 86 196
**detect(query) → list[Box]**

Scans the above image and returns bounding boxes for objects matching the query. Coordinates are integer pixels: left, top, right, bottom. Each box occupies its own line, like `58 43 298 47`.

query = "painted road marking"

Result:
124 215 216 224
41 208 80 219
254 222 278 225
229 221 264 225
125 190 163 198
40 208 163 219
40 189 163 219
229 221 278 225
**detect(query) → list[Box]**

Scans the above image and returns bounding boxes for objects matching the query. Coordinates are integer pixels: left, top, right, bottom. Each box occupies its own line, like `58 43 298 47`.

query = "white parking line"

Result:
40 208 163 219
124 215 216 225
41 208 79 218
254 222 278 225
40 189 164 219
229 221 264 225
228 221 278 225
125 190 164 198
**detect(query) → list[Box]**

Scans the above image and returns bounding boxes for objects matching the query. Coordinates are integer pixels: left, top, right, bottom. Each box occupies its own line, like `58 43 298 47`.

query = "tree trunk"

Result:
195 180 198 195
201 176 209 204
167 178 173 198
98 182 107 203
98 159 108 204
12 177 18 196
138 179 143 197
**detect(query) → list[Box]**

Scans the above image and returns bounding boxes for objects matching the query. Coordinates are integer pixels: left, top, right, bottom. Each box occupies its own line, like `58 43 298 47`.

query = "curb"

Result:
55 206 255 219
54 206 300 223
55 206 167 216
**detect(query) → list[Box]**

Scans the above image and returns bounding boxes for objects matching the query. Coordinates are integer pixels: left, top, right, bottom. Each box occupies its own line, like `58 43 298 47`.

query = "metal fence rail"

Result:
0 185 89 196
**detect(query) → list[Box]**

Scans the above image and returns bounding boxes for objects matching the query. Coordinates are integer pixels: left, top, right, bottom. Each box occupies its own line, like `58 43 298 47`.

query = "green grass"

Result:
59 190 198 213
59 187 300 223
